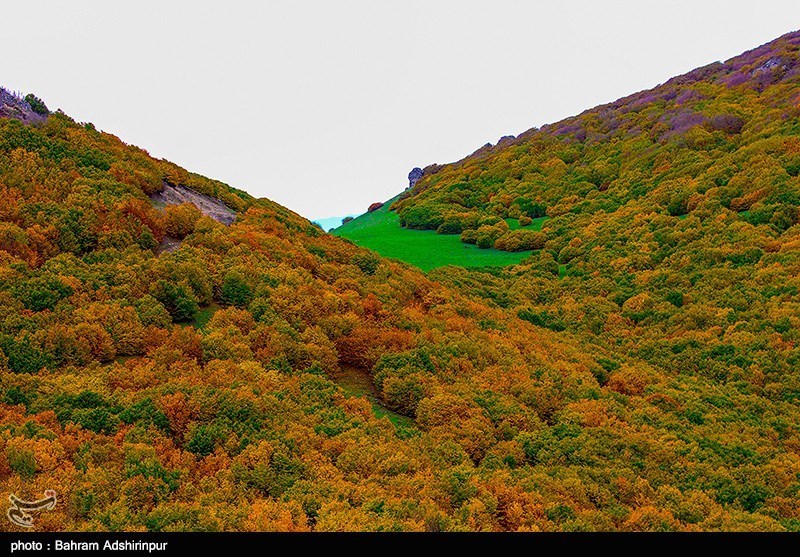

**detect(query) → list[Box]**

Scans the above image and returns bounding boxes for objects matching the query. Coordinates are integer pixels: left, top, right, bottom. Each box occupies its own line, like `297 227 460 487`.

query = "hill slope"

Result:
394 30 800 241
355 30 800 415
1 50 799 533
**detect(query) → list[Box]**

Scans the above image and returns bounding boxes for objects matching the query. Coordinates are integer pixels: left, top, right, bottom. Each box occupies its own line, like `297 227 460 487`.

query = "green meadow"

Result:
333 199 541 272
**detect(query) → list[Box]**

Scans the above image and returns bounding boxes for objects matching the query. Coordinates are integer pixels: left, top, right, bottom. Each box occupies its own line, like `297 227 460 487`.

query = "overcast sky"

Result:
4 1 799 220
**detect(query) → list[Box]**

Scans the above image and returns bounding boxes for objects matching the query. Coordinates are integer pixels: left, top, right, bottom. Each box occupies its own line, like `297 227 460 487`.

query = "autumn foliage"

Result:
0 31 800 533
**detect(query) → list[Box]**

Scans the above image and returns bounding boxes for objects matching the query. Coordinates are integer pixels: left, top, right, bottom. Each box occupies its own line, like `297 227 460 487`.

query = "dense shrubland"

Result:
1 31 800 532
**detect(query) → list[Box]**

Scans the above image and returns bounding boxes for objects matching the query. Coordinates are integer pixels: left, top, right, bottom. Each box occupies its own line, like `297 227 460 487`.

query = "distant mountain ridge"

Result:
313 214 359 231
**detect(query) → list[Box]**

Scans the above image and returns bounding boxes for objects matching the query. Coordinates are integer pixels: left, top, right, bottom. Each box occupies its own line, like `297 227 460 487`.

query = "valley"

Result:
0 29 799 532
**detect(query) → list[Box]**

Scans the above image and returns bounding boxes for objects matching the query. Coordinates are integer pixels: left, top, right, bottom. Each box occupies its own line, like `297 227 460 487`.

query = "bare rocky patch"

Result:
0 88 46 124
149 181 237 252
150 181 237 225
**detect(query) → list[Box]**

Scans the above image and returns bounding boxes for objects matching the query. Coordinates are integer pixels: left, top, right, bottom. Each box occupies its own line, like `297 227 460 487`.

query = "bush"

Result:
186 423 226 456
707 114 745 134
165 203 202 238
667 193 690 216
437 218 463 235
517 308 566 331
476 234 494 249
665 291 684 307
134 295 172 327
460 229 478 244
517 199 547 218
120 398 170 431
437 213 480 235
398 205 445 230
494 230 546 251
471 221 509 249
8 446 37 477
14 276 73 312
221 271 253 307
137 228 158 250
382 373 428 416
519 215 533 227
150 280 200 322
24 93 49 115
1 335 52 374
352 252 380 275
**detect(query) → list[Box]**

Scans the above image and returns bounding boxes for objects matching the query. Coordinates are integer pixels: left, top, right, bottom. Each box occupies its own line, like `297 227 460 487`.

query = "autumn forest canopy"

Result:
1 31 800 532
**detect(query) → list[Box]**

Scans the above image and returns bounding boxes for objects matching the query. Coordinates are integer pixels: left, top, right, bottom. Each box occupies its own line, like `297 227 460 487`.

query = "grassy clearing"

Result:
505 216 548 231
192 303 222 332
333 200 538 272
332 365 417 436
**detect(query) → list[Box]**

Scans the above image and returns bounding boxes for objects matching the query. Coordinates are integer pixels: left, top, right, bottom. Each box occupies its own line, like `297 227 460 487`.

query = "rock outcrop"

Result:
149 181 237 225
407 167 424 189
0 88 46 124
149 181 237 253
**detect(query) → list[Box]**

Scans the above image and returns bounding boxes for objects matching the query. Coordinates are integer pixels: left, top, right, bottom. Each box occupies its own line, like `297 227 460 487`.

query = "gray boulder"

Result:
408 167 424 188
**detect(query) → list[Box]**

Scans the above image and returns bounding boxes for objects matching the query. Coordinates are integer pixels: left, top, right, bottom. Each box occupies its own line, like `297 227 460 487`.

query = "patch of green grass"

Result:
371 405 416 435
334 199 535 272
192 303 221 332
558 264 567 278
332 365 417 435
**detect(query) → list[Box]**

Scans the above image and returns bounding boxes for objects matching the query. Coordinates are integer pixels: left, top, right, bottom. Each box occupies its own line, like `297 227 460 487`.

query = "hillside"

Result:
393 30 800 243
353 31 800 424
1 27 800 533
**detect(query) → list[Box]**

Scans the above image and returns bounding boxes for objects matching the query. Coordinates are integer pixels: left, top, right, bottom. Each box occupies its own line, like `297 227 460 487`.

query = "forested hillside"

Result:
394 31 800 247
386 31 800 395
1 31 799 532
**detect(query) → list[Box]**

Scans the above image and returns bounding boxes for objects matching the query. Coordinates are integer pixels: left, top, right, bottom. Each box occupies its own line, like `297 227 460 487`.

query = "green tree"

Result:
24 93 49 115
221 271 253 307
150 280 200 322
352 252 380 275
14 276 73 312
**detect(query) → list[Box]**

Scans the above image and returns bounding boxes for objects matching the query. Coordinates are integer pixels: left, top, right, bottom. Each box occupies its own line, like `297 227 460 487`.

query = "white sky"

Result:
4 1 799 220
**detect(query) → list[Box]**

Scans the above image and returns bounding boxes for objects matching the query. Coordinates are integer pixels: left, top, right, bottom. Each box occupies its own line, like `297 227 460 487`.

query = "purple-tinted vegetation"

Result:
553 121 582 137
666 62 723 87
449 30 800 161
675 89 704 105
708 114 746 134
723 71 750 88
725 43 777 71
658 109 706 140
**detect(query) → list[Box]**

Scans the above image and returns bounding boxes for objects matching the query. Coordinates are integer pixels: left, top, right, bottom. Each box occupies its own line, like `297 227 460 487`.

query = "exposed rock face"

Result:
408 167 424 188
0 88 46 124
497 134 516 146
149 181 237 254
367 202 384 212
149 181 237 225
